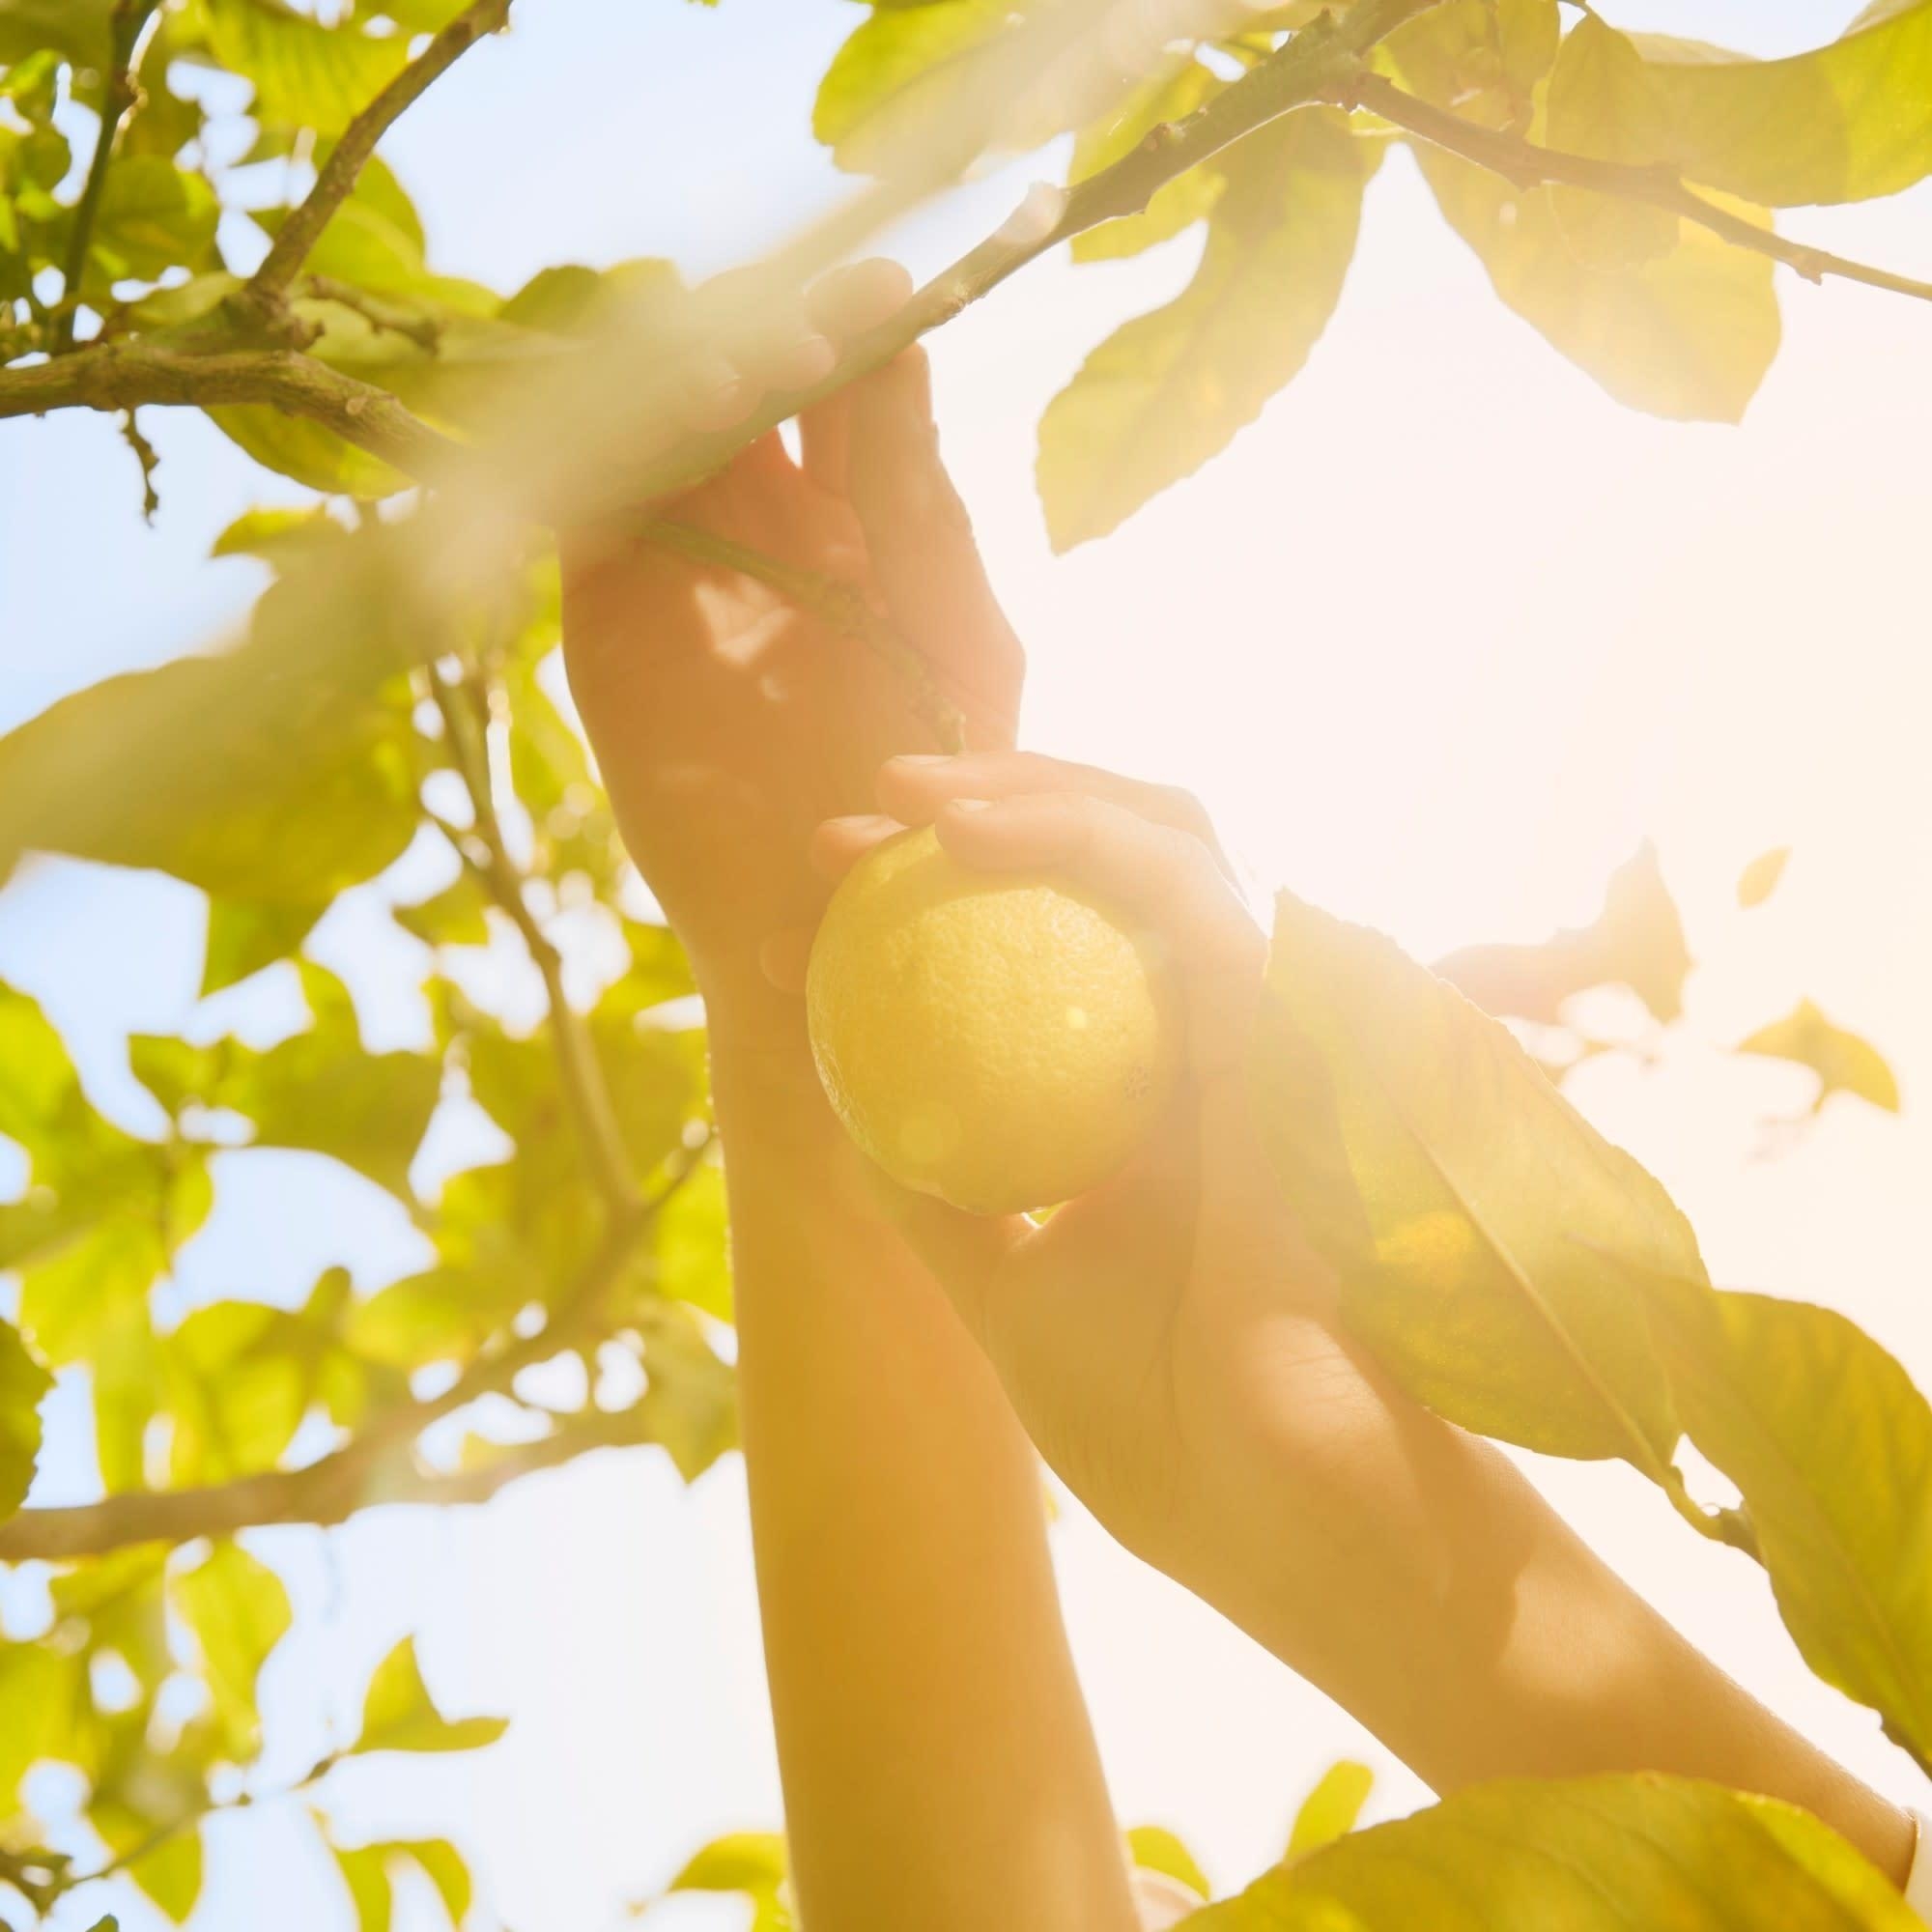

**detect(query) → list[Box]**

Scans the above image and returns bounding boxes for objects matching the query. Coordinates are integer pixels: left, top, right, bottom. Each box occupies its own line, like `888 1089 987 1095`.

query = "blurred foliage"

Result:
1 0 1927 1925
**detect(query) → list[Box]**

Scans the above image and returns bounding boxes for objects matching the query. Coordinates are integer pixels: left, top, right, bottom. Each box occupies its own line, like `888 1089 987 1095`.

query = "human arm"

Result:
560 283 1139 1930
817 751 1918 1889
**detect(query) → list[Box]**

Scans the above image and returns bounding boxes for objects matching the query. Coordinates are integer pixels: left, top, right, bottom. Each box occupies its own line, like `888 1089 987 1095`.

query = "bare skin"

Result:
563 262 1917 1922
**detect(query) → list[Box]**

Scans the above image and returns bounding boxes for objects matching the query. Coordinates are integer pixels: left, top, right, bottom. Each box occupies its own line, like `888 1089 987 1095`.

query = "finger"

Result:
869 1181 1028 1350
697 268 838 399
934 791 1264 1081
798 263 915 493
875 753 1235 878
809 812 905 883
843 346 1024 742
806 258 917 341
670 347 756 435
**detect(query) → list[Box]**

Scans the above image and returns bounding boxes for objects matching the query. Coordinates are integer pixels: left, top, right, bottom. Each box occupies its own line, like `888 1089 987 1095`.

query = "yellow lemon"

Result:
806 824 1180 1214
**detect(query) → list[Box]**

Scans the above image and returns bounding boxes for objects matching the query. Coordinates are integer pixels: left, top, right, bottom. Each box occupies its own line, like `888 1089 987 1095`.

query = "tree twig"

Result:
1343 73 1932 307
610 0 1452 508
242 0 514 319
0 341 467 479
428 664 641 1213
52 0 159 353
636 517 966 753
0 1147 709 1563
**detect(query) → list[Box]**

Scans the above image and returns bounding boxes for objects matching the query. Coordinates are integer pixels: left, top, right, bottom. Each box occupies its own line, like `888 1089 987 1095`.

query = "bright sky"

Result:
3 2 1930 1927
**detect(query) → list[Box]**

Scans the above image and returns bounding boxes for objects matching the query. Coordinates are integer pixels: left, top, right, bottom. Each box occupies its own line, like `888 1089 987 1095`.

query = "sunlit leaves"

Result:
170 1541 293 1759
1037 108 1370 551
204 0 411 136
0 603 421 905
1641 1 1932 208
134 965 442 1200
1128 1826 1210 1902
1546 15 1677 269
1736 998 1900 1115
1411 143 1780 423
1737 844 1791 908
1638 1275 1932 1768
1253 891 1698 1469
813 0 1012 175
1385 1 1781 423
202 896 328 994
1067 58 1225 264
86 157 220 286
0 1319 51 1520
1435 841 1691 1027
1186 1774 1919 1928
330 1838 471 1932
1285 1758 1374 1859
353 1635 509 1755
657 1832 792 1931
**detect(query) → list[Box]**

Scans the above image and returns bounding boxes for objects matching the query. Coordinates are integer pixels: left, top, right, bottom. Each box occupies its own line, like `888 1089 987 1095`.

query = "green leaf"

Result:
95 1804 203 1923
347 1264 515 1369
1435 841 1690 1027
0 1640 84 1804
1546 15 1677 269
1127 1825 1209 1900
1642 2 1932 208
207 403 412 497
354 1635 509 1755
88 156 218 283
1735 998 1899 1114
1253 890 1697 1470
202 896 328 994
1285 1758 1374 1859
210 504 347 565
652 1157 730 1321
811 0 1012 174
0 0 113 68
392 871 491 947
1037 108 1369 552
205 0 411 135
163 1301 310 1483
0 1318 51 1520
1636 1275 1932 1768
1411 137 1780 423
669 1831 787 1896
638 1302 738 1482
390 1840 471 1924
171 1540 293 1759
1187 1774 1918 1928
0 601 421 903
1066 59 1225 264
334 1845 394 1932
1736 844 1791 908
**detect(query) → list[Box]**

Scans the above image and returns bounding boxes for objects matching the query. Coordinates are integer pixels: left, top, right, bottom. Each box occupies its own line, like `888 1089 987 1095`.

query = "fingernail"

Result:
890 753 952 769
777 333 837 388
947 797 992 814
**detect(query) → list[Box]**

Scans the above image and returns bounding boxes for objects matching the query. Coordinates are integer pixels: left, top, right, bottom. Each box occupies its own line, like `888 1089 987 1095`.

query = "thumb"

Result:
844 348 1023 747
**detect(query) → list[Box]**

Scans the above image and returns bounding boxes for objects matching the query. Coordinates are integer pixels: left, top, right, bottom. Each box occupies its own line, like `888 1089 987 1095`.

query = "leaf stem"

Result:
427 662 640 1214
1343 74 1932 307
241 0 513 320
0 1143 709 1563
636 517 966 753
52 0 161 353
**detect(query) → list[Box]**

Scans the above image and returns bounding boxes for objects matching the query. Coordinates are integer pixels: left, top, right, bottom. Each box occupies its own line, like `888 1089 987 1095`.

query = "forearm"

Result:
1174 1314 1916 1883
710 1008 1136 1931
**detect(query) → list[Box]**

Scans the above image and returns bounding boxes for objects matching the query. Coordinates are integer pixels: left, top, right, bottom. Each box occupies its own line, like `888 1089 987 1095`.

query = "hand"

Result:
810 753 1404 1580
559 261 1023 1033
